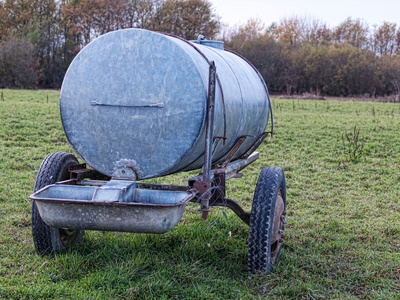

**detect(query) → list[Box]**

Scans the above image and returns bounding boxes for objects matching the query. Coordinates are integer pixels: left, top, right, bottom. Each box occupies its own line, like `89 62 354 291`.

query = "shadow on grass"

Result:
46 212 250 281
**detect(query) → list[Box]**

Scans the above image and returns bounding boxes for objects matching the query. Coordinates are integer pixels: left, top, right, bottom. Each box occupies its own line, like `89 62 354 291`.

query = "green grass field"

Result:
0 89 399 299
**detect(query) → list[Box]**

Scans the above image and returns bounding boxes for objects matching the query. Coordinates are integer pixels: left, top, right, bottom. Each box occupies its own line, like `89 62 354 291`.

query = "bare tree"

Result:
224 18 265 50
333 17 370 49
273 17 304 47
151 0 220 40
372 21 398 55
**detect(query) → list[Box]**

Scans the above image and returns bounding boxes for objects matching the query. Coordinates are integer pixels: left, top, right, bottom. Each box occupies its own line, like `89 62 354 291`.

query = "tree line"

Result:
0 0 399 98
225 17 400 98
0 0 219 89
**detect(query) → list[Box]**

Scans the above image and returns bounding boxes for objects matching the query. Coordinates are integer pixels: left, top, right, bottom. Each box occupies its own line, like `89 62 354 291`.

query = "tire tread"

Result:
248 167 286 274
32 152 82 255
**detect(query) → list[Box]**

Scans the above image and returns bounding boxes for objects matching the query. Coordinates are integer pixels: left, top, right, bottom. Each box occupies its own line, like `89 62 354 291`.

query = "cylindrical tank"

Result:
60 29 270 180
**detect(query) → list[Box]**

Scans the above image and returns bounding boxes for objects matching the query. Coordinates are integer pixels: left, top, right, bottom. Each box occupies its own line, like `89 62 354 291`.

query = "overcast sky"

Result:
211 0 400 28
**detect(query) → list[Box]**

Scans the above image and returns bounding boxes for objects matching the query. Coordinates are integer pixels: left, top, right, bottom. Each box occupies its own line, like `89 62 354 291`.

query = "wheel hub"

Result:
271 189 285 264
59 229 78 247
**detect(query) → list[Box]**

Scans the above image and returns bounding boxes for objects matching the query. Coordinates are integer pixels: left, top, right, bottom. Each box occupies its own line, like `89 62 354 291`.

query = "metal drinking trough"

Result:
30 29 287 274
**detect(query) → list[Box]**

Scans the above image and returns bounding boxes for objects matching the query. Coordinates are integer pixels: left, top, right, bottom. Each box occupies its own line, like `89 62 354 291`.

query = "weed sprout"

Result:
341 125 366 162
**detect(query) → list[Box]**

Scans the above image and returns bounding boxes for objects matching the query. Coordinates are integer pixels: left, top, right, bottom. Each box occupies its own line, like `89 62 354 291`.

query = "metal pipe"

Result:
203 61 216 183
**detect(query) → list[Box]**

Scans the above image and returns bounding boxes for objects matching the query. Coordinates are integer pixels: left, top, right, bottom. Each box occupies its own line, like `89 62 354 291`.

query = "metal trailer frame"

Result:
30 56 286 274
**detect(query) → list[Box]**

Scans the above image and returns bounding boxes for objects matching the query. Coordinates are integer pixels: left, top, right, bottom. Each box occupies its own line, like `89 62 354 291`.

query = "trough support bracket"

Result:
209 198 250 226
68 163 110 181
92 179 136 203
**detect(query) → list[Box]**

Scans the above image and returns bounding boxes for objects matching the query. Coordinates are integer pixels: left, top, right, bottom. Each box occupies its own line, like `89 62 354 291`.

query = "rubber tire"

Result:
248 167 287 274
32 152 84 255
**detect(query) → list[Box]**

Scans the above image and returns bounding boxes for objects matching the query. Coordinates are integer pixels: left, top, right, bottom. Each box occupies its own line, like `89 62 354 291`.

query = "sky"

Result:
210 0 400 29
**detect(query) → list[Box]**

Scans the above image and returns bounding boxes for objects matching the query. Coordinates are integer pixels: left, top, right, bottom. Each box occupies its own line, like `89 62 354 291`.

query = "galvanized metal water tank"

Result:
60 29 270 179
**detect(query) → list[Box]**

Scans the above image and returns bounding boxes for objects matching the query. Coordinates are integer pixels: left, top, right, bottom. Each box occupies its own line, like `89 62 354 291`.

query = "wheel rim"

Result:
270 189 285 264
59 229 78 247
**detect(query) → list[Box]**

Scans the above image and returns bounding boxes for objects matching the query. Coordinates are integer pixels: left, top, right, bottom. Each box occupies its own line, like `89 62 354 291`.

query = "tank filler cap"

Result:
190 35 224 50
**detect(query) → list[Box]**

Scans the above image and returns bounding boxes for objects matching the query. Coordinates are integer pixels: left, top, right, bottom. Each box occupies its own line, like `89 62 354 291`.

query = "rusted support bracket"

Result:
68 163 110 181
242 132 269 159
198 61 217 220
220 136 247 168
188 152 259 186
203 61 216 183
189 197 250 226
210 198 250 225
193 180 212 220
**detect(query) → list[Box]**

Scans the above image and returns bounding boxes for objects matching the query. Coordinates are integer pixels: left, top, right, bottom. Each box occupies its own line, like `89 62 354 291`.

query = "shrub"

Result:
0 39 39 89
